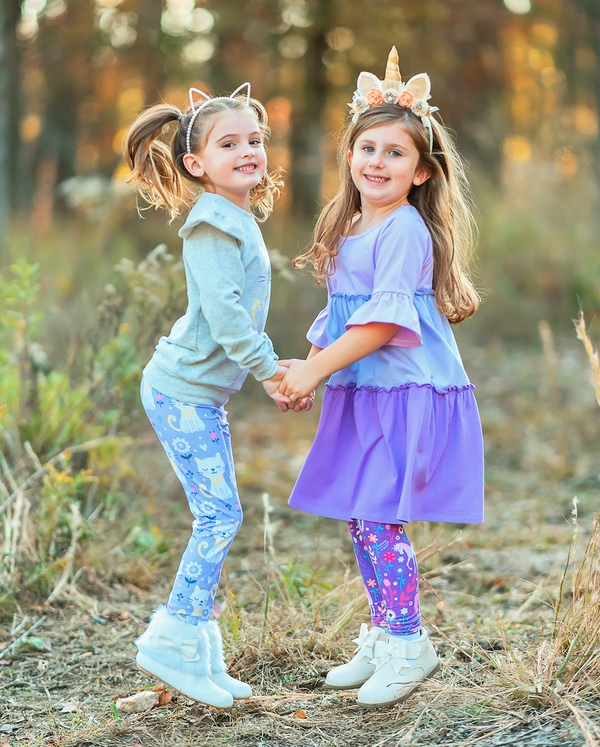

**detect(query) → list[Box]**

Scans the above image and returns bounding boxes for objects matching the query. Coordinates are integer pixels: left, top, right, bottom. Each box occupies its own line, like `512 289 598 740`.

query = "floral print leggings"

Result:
141 379 242 626
348 519 420 636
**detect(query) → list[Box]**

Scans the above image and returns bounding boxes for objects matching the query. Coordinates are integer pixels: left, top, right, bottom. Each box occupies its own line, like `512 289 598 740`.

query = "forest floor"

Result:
1 337 600 747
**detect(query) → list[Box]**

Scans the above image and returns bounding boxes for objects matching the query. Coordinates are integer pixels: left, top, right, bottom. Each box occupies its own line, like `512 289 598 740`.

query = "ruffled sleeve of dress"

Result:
306 306 329 348
345 209 431 348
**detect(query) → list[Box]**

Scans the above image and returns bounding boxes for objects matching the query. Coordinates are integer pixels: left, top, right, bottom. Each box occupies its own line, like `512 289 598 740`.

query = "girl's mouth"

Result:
235 164 258 173
364 174 389 184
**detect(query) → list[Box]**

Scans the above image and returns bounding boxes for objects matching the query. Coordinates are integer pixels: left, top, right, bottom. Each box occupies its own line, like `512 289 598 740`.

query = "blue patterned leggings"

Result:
348 519 421 636
141 379 242 625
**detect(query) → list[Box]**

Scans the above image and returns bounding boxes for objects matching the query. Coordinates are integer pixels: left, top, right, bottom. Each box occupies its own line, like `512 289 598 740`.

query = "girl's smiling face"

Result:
184 109 267 210
348 123 429 210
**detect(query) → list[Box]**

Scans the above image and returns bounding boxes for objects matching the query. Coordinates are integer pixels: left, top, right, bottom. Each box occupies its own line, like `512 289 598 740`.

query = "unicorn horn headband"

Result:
348 47 439 151
185 82 251 154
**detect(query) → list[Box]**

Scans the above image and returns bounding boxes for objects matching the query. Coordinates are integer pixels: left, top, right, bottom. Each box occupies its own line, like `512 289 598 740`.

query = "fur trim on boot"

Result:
135 606 233 708
135 606 211 676
206 619 252 699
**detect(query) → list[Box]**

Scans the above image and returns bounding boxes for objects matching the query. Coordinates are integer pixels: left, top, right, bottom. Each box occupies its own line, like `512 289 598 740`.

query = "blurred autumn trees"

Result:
0 0 598 252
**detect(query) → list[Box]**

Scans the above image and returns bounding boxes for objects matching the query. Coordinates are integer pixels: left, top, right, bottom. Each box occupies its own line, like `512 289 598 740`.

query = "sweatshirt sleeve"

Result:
185 223 279 381
345 212 429 347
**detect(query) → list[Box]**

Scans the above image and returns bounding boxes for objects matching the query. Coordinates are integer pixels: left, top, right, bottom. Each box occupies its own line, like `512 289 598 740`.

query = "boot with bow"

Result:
206 620 252 698
357 627 440 707
325 624 388 689
135 606 233 708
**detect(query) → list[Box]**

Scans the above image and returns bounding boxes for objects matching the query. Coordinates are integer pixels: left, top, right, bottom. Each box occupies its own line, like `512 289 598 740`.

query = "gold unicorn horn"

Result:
384 46 401 90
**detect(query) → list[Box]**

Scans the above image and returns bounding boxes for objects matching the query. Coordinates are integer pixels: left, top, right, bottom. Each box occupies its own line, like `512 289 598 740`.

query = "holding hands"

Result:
262 360 319 413
278 359 321 408
261 365 292 412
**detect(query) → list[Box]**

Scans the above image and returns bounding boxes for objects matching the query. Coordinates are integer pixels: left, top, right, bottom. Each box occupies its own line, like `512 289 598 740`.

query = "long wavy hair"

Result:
125 96 283 223
295 105 479 324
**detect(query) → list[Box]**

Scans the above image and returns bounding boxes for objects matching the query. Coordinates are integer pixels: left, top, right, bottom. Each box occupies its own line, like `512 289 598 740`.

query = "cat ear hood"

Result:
348 46 439 151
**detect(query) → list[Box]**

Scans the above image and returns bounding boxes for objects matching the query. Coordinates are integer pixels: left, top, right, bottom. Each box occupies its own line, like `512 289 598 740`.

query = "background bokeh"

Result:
0 0 599 354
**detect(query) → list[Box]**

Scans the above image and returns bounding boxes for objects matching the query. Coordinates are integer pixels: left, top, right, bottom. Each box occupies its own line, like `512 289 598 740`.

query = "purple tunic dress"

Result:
288 205 484 525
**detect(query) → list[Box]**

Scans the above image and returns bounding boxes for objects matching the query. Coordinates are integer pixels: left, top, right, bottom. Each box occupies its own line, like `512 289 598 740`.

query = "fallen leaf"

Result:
118 611 130 621
151 684 164 693
186 706 206 723
78 651 92 659
59 699 82 713
115 690 159 714
158 690 174 706
294 711 307 719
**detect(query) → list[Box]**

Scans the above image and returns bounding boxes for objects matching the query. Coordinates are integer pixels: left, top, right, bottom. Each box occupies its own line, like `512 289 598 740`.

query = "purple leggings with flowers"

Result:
348 519 420 636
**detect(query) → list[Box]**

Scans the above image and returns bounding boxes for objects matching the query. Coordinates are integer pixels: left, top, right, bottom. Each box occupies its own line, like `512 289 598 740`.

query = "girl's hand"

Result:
262 366 292 412
293 391 315 412
278 359 322 403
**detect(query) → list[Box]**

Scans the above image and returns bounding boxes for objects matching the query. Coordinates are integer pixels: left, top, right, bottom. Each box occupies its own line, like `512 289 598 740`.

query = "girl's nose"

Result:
368 151 384 167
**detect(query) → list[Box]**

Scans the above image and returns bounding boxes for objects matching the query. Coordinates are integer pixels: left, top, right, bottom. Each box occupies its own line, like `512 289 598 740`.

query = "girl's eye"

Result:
389 150 401 157
250 139 262 146
222 142 235 148
362 145 374 153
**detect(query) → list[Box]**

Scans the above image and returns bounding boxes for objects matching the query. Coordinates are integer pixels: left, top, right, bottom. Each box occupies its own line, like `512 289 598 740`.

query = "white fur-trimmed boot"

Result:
135 606 233 708
206 620 252 699
325 624 388 690
356 627 441 707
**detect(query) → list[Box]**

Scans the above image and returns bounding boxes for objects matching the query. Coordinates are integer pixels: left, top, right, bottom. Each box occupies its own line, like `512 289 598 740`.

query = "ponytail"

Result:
125 104 195 222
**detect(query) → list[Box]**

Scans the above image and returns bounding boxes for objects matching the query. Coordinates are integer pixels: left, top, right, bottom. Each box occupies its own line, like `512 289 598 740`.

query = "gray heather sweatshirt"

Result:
142 192 279 406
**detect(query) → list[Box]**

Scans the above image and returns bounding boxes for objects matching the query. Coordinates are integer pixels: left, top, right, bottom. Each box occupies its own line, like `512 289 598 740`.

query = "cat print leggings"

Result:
141 379 241 625
348 519 421 636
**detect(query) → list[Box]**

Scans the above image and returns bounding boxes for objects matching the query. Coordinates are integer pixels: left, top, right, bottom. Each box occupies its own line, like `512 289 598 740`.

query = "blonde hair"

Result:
125 96 283 222
295 105 479 324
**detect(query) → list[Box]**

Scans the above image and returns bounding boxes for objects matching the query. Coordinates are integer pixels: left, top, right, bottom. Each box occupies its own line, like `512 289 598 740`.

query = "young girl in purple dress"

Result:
279 47 484 707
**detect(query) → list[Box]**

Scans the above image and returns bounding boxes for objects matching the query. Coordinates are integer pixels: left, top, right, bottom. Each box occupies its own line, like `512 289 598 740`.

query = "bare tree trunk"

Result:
0 0 22 257
136 0 167 106
289 0 333 220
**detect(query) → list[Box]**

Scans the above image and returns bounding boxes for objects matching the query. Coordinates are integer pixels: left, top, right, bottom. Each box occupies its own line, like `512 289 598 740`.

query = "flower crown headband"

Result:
348 47 439 151
184 82 251 154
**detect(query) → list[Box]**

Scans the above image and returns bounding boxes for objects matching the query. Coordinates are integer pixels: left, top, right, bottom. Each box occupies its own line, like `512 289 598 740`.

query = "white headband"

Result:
185 82 252 154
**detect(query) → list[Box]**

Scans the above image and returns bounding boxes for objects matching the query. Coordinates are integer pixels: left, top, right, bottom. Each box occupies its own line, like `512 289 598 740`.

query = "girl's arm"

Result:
279 323 398 402
288 344 323 412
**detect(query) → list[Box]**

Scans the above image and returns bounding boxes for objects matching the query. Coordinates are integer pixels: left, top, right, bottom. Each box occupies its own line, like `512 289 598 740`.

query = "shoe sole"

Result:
323 678 372 691
357 662 442 709
136 663 232 710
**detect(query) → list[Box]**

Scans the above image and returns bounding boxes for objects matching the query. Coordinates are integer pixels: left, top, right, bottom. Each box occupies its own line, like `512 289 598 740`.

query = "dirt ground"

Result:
1 338 599 746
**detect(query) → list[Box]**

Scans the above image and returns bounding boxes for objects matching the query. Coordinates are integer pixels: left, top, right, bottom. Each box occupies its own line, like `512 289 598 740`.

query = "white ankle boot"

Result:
135 606 233 708
206 620 252 699
325 624 388 689
357 628 440 707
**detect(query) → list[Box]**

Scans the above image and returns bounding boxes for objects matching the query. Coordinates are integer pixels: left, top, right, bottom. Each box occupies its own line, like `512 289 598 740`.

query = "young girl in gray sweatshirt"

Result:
124 84 295 708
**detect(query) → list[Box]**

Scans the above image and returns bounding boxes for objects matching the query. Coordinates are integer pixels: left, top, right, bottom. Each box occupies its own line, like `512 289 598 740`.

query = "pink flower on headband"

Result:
398 91 415 108
366 87 384 105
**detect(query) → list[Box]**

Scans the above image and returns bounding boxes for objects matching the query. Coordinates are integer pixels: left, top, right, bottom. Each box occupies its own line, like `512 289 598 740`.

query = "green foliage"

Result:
0 247 186 613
